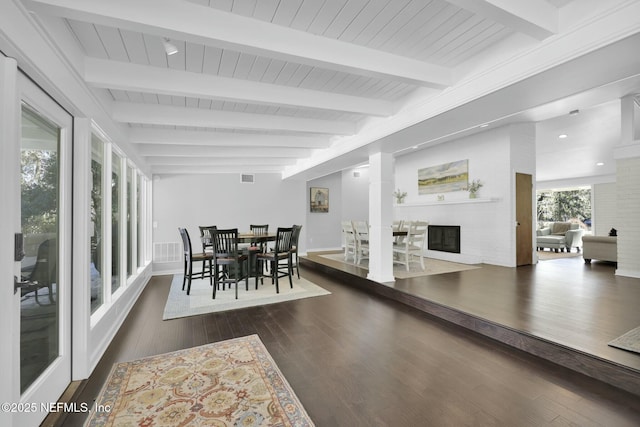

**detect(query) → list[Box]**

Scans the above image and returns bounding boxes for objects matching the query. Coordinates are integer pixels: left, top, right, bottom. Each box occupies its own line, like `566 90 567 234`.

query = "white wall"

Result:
510 123 537 266
306 172 343 250
153 173 306 273
592 182 617 236
341 167 370 222
616 156 640 278
393 124 535 266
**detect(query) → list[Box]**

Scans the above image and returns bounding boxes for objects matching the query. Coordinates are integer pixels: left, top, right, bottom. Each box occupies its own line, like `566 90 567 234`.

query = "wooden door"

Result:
516 173 533 266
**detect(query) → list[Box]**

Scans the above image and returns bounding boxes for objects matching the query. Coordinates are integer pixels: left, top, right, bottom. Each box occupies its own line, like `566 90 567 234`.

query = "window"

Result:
126 164 134 279
137 174 143 269
90 135 104 313
111 151 122 293
537 187 592 229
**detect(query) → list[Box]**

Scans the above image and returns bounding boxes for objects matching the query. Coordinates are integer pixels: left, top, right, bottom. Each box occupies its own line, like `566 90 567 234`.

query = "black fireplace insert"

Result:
428 225 461 253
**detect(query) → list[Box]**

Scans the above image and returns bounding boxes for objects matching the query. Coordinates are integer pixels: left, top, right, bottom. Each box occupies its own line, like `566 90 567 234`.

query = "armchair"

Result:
536 222 585 253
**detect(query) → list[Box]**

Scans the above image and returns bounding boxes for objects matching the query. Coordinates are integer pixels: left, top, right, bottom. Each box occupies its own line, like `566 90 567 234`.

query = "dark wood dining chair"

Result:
211 228 249 300
250 224 270 272
178 227 213 295
198 225 216 274
255 227 294 294
249 223 269 250
291 224 302 279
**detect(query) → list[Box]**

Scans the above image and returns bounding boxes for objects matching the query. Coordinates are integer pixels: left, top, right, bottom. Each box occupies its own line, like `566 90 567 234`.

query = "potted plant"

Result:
393 189 407 204
468 179 483 198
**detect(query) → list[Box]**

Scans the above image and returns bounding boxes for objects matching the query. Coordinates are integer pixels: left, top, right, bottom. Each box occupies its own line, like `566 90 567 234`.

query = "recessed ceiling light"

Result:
558 134 568 139
596 162 604 166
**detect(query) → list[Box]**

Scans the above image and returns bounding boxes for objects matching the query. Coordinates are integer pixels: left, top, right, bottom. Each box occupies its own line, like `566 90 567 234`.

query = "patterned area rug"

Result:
608 326 640 354
163 275 330 320
85 335 315 426
318 253 480 278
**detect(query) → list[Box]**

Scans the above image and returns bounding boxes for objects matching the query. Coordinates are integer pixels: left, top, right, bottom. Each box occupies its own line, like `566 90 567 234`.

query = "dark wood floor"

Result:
55 260 640 426
307 251 640 372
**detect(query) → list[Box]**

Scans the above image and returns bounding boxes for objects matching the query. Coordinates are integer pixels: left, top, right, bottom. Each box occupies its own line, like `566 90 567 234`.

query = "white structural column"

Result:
614 95 640 278
367 152 395 283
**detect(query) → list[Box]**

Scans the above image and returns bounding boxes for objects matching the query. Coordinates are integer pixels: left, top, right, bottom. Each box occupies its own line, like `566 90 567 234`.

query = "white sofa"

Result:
582 235 617 264
536 222 585 253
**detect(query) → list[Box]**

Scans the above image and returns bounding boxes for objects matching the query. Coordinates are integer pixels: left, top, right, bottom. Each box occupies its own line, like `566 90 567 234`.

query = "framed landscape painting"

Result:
310 187 329 213
418 160 469 195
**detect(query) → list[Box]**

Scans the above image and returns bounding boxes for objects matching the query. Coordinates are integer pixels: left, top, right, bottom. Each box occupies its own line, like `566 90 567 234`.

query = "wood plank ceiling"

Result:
25 0 565 175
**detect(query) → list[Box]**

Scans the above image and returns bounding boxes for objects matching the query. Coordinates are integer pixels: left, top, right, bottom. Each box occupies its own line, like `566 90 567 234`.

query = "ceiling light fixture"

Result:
596 162 604 166
558 134 568 139
162 38 178 56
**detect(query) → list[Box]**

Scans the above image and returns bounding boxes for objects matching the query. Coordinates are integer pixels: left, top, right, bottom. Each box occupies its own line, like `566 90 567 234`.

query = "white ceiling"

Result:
21 0 640 181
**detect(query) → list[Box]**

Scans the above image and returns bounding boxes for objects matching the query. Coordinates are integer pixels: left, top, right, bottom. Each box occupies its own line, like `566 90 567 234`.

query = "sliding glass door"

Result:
14 73 72 426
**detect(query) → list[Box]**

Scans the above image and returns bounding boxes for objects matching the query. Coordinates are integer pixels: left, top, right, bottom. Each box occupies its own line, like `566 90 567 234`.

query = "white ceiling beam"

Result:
137 144 313 158
145 156 297 166
112 102 355 135
26 0 451 88
447 0 557 40
85 58 393 117
129 128 331 149
151 165 285 174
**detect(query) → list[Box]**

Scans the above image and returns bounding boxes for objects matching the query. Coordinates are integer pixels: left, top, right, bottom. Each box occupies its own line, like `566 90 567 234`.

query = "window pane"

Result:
111 152 122 293
90 135 104 313
137 175 143 269
20 104 60 392
126 165 133 278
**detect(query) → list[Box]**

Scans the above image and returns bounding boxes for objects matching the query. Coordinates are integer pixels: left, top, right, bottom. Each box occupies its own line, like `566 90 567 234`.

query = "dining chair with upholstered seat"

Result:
290 224 302 279
393 221 429 271
249 224 270 273
199 225 216 274
255 227 294 294
210 228 249 300
178 227 213 295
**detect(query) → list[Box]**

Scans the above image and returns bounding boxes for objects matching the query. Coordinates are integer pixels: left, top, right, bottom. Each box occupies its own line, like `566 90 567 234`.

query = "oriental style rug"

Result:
608 325 640 355
85 335 315 426
318 252 480 278
163 274 330 320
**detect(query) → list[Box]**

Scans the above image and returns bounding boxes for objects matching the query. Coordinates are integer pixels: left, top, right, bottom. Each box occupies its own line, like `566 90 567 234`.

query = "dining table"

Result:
200 231 277 247
237 232 277 244
207 232 275 280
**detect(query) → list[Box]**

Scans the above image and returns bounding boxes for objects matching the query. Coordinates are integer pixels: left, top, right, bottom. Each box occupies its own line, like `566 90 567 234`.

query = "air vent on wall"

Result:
240 173 255 184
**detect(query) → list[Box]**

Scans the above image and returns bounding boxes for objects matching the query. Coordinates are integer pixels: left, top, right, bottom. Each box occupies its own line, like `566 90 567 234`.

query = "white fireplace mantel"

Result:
394 197 500 207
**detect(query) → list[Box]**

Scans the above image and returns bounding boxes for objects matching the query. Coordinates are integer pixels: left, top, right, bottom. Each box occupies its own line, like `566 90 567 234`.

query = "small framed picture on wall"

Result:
310 187 329 213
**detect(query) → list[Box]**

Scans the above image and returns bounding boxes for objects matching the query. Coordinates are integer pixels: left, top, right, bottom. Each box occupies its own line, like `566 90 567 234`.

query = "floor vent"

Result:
240 173 255 183
153 242 182 263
